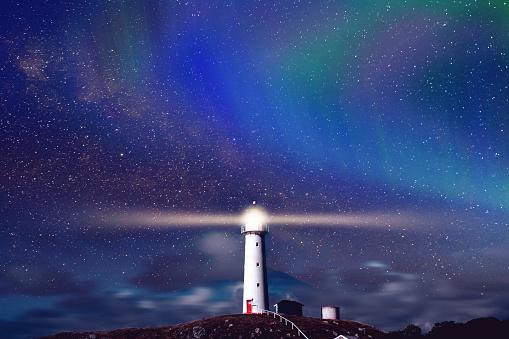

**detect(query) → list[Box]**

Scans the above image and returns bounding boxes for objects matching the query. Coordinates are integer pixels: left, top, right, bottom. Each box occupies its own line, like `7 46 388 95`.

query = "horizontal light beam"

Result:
268 213 418 227
103 211 424 229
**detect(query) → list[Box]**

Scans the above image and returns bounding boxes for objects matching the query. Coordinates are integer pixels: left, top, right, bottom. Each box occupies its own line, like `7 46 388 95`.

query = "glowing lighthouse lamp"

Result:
241 204 269 314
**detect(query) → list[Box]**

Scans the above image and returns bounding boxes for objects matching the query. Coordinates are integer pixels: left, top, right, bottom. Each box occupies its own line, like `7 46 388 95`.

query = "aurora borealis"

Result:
1 1 509 338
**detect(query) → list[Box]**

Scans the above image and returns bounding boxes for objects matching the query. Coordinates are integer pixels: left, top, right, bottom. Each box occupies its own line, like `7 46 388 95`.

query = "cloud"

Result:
199 232 241 257
132 254 242 292
175 287 213 305
365 260 389 269
133 232 244 291
0 280 246 339
0 265 95 296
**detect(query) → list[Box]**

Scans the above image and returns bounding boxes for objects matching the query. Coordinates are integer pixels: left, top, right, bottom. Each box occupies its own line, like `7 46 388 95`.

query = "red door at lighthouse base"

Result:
246 299 253 314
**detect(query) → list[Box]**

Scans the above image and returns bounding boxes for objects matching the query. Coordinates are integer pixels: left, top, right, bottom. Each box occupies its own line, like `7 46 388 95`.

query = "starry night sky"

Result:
1 1 509 338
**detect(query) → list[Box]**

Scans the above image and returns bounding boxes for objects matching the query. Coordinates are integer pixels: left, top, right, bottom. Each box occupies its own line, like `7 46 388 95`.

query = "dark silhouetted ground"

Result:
384 317 509 339
39 313 384 339
39 315 509 339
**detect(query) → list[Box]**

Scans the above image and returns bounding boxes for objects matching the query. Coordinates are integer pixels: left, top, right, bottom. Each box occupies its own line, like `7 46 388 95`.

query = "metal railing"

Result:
259 309 310 338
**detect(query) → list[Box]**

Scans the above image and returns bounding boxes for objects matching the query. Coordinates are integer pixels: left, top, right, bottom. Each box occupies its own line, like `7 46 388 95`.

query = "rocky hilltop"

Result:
39 314 384 339
37 315 509 339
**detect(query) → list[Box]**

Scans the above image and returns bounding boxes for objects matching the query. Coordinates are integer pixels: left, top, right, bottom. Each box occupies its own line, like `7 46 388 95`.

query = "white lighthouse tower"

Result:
241 204 269 314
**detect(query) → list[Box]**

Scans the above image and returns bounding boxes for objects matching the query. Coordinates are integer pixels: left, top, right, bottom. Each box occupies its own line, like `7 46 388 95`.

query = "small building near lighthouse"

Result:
274 300 304 316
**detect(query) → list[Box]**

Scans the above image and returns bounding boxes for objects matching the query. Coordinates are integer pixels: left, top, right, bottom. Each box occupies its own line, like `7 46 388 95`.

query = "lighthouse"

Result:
241 204 269 314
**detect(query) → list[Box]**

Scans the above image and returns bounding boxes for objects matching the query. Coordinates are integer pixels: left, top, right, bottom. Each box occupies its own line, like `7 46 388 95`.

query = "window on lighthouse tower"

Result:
256 242 259 246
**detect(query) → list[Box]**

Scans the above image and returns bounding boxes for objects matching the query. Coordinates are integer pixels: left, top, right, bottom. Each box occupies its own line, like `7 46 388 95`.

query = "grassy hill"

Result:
39 313 385 339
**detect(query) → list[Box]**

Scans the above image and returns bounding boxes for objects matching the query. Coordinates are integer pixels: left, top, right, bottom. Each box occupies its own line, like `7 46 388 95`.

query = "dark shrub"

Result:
384 324 422 339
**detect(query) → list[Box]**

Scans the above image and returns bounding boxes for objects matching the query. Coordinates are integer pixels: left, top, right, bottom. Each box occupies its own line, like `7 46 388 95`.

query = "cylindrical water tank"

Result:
321 306 340 320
